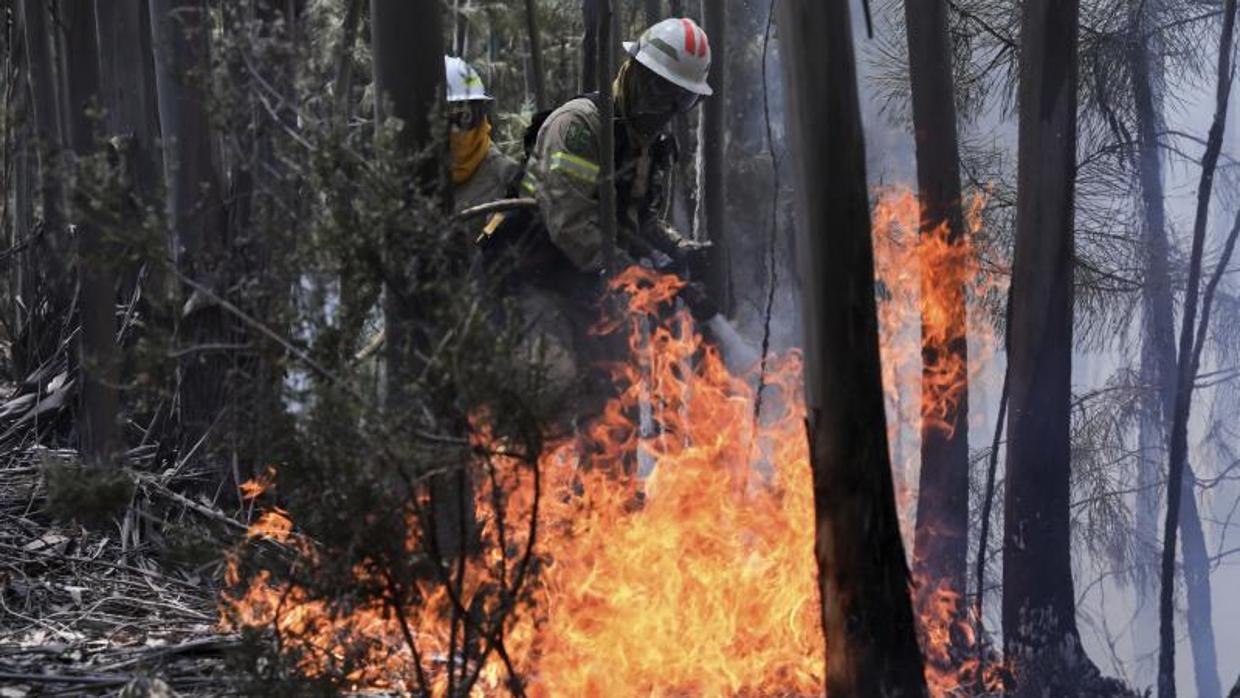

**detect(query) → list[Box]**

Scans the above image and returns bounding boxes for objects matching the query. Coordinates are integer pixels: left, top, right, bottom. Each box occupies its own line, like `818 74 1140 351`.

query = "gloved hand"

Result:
679 281 718 322
674 237 712 263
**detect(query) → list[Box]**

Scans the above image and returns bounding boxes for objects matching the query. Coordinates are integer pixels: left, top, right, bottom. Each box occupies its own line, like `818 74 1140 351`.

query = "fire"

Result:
871 186 1007 695
222 191 1002 696
223 265 821 696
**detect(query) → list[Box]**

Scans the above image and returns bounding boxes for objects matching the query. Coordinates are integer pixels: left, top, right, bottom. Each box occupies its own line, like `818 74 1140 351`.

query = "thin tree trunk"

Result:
17 0 70 370
1129 3 1222 694
644 0 661 25
371 0 473 560
7 11 34 348
1003 0 1104 693
524 0 546 111
776 1 928 693
697 0 729 315
1157 1 1238 696
333 0 363 124
96 0 162 210
581 0 598 93
904 0 970 611
149 0 230 448
596 0 616 275
61 0 120 471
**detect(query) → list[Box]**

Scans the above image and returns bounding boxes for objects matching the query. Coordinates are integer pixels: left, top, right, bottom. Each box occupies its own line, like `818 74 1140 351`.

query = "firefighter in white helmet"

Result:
445 56 519 214
500 18 716 416
522 17 713 275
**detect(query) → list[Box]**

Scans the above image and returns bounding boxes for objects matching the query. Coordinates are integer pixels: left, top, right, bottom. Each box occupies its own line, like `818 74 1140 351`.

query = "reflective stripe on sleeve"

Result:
549 151 600 185
520 171 539 195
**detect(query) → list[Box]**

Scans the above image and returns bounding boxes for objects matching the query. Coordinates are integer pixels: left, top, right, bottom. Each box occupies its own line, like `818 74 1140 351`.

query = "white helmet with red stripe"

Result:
623 17 713 97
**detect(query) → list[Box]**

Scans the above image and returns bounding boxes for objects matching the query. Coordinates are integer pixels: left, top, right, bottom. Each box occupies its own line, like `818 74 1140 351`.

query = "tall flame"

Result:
222 188 1003 696
871 186 1007 695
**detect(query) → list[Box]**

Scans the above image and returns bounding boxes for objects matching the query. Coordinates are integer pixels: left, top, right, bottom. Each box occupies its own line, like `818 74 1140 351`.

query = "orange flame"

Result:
223 190 1003 696
872 186 1008 695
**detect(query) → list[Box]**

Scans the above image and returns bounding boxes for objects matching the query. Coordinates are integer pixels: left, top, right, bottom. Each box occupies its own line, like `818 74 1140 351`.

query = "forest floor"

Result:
0 424 240 695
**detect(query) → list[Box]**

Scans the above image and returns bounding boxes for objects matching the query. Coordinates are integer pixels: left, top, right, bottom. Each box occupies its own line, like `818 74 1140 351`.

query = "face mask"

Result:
451 115 491 185
618 61 700 136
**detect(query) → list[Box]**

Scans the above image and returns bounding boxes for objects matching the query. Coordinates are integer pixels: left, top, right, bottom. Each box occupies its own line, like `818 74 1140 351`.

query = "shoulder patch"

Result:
564 119 595 157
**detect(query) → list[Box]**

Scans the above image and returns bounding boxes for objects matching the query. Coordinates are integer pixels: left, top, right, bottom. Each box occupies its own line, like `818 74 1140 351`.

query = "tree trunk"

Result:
1158 1 1238 695
149 0 230 447
8 11 34 351
775 1 928 694
697 0 729 315
371 0 473 560
332 0 363 124
596 0 617 275
1130 0 1225 689
1003 0 1101 693
60 0 120 472
1129 3 1222 695
581 0 598 93
524 0 546 111
96 0 162 210
16 0 70 371
904 0 970 612
644 0 661 25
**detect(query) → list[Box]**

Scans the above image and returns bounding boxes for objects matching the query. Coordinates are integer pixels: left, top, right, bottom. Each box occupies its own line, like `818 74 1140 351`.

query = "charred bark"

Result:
1003 0 1107 693
776 1 928 694
903 0 970 611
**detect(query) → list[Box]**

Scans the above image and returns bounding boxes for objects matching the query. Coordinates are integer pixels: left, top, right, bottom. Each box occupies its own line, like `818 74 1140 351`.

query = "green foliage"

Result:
42 454 136 527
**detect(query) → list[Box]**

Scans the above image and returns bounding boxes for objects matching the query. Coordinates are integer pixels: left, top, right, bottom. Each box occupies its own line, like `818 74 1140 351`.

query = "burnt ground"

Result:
0 366 243 698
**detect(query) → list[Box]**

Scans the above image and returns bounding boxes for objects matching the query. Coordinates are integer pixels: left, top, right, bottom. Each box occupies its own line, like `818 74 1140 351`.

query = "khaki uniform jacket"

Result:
524 97 687 273
456 145 519 214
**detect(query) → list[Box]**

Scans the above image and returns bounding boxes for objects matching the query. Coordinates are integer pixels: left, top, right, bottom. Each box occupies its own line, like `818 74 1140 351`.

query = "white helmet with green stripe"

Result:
623 18 713 97
444 55 492 103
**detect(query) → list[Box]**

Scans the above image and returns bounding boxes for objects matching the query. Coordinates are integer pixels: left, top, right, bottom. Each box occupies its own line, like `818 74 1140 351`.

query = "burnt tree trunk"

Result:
776 1 928 694
1129 0 1222 694
96 0 162 214
581 0 598 93
332 0 363 124
524 0 546 110
644 0 661 25
371 0 474 560
904 0 970 611
61 0 121 471
697 0 729 315
16 0 70 373
1003 0 1105 693
1157 1 1238 695
149 0 230 449
8 6 34 356
596 0 617 275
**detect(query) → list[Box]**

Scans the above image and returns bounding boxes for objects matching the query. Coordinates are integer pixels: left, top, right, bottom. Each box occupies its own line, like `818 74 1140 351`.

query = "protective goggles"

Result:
448 101 490 131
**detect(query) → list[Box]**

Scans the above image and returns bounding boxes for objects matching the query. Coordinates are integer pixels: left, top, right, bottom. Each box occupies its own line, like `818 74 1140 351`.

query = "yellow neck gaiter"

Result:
451 116 492 185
